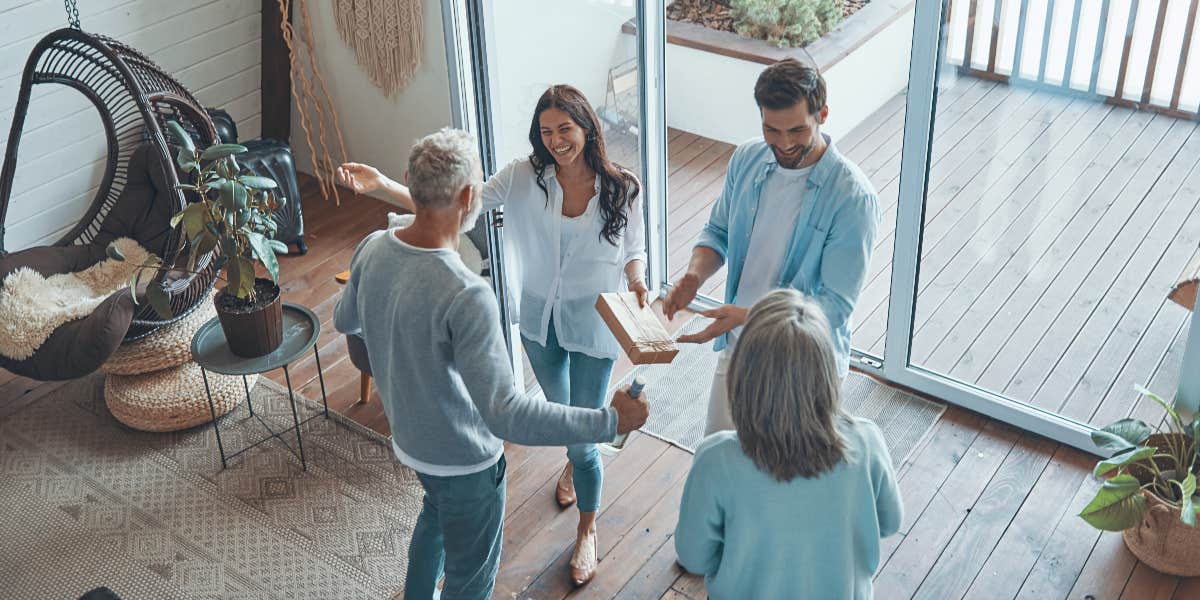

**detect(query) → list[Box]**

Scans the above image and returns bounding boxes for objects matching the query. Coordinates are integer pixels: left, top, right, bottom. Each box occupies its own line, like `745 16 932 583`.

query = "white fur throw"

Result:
0 238 154 360
387 212 485 275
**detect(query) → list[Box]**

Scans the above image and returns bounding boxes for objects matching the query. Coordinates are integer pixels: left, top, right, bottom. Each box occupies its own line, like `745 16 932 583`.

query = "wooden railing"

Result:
947 0 1200 119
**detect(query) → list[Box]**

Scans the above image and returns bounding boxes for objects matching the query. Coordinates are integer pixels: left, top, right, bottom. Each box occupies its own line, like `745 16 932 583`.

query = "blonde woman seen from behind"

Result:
674 289 902 600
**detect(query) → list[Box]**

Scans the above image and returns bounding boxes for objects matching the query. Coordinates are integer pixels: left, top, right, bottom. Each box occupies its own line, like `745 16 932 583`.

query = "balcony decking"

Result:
655 74 1199 430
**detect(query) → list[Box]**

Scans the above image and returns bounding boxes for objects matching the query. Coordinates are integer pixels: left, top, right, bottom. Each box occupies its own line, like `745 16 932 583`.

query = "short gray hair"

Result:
728 289 846 481
407 128 481 208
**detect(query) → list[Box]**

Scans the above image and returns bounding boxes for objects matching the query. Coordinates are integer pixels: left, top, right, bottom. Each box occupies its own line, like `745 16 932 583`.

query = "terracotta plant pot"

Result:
214 278 283 358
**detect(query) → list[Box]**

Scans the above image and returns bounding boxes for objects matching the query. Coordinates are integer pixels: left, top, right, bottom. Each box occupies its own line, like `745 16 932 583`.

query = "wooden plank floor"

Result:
249 161 1194 598
839 75 1200 430
3 77 1198 595
622 74 1199 432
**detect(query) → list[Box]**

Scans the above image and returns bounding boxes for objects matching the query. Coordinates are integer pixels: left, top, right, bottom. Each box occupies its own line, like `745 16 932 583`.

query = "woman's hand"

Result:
336 162 386 195
629 279 650 308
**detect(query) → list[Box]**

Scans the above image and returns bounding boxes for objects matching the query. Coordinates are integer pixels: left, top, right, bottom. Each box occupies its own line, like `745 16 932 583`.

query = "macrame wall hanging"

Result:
333 0 424 98
278 0 348 205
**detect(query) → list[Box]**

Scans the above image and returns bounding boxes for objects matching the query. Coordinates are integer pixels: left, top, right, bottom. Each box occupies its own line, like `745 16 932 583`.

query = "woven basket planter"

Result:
103 298 217 375
105 361 254 432
1122 490 1200 576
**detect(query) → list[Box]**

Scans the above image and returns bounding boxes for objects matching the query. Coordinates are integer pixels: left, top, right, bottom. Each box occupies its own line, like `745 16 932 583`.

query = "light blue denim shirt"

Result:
697 135 880 376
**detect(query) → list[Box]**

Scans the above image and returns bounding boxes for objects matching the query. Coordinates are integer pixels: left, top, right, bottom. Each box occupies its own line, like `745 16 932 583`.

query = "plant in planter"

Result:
1080 384 1200 576
731 0 845 47
111 120 289 358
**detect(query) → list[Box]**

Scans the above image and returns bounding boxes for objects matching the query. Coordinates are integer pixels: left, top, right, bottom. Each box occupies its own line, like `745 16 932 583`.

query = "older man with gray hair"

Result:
334 128 649 599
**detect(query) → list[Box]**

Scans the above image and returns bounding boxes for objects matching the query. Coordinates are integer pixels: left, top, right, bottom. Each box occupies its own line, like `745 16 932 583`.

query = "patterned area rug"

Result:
611 317 947 466
0 375 423 599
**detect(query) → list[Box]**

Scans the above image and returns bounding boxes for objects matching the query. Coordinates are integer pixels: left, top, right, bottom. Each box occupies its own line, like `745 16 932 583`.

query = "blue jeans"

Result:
521 318 615 513
404 456 507 600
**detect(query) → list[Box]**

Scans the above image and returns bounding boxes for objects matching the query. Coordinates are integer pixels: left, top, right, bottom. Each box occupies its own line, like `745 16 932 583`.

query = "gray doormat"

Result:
611 317 947 467
0 375 423 599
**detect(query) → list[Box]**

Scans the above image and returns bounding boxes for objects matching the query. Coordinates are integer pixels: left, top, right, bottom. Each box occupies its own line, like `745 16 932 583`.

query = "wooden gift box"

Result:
595 292 679 365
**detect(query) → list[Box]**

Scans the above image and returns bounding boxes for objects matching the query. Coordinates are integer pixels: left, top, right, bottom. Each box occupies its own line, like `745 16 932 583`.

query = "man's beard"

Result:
772 139 815 168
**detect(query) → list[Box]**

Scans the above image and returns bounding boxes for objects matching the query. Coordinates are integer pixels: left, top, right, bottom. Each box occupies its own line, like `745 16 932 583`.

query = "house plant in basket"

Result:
111 121 289 358
1080 384 1200 576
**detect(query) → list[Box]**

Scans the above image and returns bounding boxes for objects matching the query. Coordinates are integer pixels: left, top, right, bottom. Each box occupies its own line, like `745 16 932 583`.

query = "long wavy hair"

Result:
527 84 639 246
728 289 848 482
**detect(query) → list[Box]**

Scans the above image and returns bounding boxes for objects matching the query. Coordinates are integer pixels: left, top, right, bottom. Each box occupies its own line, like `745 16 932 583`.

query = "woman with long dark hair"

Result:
336 84 647 586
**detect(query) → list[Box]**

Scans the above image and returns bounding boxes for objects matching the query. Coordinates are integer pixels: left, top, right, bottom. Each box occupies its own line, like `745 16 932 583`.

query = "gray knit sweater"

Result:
334 229 617 476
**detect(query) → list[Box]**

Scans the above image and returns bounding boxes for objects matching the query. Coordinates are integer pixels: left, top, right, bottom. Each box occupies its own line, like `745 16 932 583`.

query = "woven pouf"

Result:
103 297 218 375
105 361 255 432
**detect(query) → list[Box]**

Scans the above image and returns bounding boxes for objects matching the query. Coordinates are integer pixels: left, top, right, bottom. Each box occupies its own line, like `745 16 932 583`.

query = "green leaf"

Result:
171 202 209 239
165 121 195 154
1178 474 1197 527
145 281 173 320
232 256 256 298
105 243 126 261
238 175 278 189
1079 474 1148 531
176 147 198 172
247 232 280 283
216 181 248 212
200 143 248 161
235 208 252 228
1094 446 1155 477
267 239 289 255
211 254 229 271
1136 384 1183 430
1092 418 1152 453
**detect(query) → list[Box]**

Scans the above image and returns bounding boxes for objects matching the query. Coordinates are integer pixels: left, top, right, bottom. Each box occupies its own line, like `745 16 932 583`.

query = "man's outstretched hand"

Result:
676 304 749 344
336 162 385 195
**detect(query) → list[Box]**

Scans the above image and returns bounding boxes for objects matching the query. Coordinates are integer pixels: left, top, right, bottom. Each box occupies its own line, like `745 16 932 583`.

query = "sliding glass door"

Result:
445 0 665 385
448 0 1197 451
882 0 1200 452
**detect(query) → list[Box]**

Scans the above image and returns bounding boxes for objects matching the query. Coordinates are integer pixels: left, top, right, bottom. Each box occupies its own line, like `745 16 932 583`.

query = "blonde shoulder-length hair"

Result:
728 289 847 482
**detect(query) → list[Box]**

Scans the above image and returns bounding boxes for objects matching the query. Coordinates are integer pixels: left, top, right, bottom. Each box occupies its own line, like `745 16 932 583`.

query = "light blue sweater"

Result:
675 418 902 600
334 229 618 476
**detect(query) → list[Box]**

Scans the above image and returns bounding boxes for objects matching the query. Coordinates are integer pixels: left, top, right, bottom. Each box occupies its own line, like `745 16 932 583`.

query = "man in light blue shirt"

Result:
665 58 881 435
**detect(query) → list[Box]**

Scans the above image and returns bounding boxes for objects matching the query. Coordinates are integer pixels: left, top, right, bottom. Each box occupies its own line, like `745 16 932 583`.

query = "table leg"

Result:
243 375 254 417
283 364 308 470
201 367 227 470
314 345 329 418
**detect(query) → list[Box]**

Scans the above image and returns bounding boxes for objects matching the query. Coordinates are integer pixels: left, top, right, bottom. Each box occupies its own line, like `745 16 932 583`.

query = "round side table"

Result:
191 302 329 470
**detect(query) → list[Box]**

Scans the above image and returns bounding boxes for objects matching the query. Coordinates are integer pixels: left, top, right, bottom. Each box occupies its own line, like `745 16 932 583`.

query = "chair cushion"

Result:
92 144 178 257
0 238 152 362
0 289 135 381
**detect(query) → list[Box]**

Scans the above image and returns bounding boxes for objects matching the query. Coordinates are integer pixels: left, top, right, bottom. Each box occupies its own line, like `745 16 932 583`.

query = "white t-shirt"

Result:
729 164 813 345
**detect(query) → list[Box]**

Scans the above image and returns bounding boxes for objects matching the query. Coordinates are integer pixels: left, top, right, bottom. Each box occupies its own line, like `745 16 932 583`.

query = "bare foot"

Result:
569 529 598 587
555 462 576 508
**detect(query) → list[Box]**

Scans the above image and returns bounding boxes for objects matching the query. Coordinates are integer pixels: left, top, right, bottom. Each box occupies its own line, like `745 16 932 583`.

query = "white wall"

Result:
288 0 453 206
665 7 915 145
487 0 637 165
0 0 262 252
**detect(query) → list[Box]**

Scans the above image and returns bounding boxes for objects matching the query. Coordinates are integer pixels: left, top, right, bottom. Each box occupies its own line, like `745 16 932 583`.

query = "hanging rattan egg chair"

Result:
0 28 220 381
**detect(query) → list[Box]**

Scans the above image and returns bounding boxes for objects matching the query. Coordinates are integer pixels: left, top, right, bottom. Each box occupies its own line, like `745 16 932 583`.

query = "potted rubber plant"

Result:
111 120 289 357
1080 384 1200 576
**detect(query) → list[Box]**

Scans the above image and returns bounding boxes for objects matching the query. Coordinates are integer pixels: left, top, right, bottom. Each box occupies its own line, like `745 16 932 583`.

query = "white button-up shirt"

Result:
483 158 646 360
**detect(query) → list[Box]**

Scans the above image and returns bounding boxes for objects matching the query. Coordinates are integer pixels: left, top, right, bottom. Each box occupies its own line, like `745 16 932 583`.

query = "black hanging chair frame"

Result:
0 28 220 340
